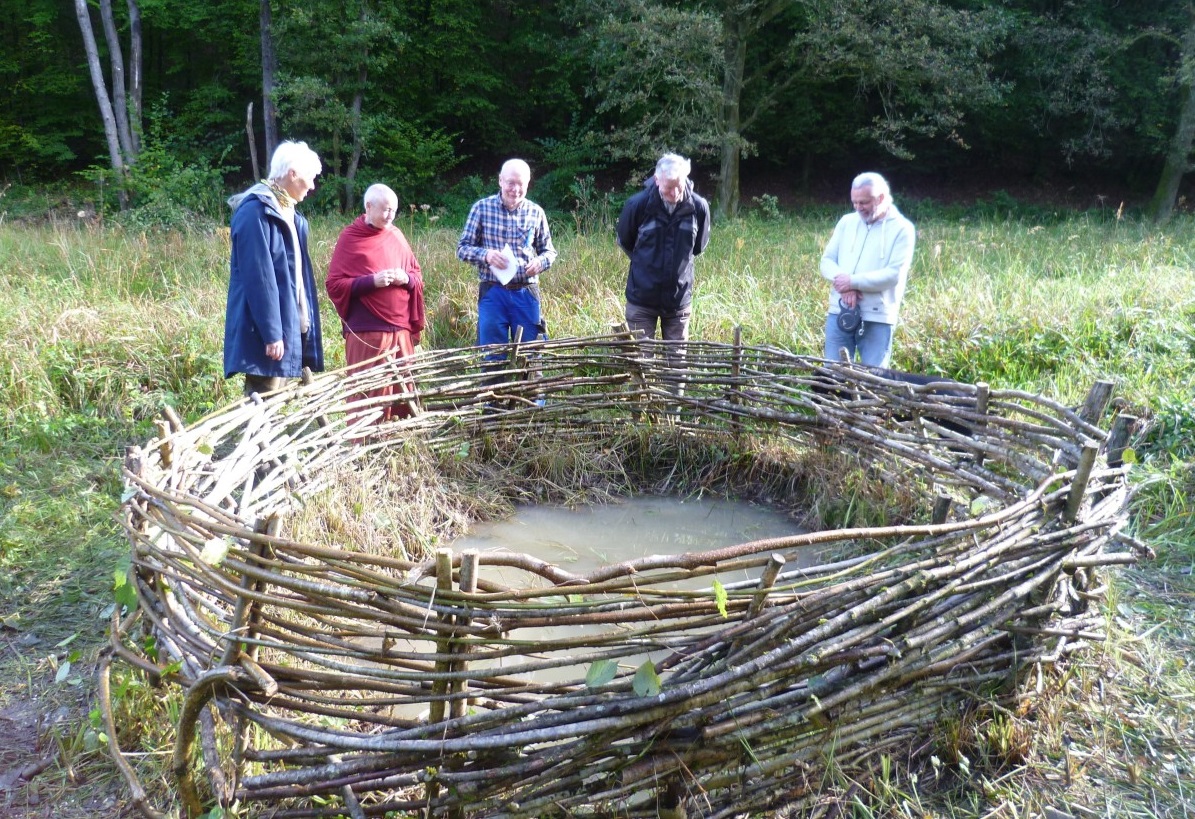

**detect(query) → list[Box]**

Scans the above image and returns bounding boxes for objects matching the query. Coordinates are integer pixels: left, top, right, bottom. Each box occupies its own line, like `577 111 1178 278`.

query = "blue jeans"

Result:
478 283 545 377
823 315 894 367
478 284 544 347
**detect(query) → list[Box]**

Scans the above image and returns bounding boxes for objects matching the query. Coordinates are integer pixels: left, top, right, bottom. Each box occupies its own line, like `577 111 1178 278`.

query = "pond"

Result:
451 493 813 585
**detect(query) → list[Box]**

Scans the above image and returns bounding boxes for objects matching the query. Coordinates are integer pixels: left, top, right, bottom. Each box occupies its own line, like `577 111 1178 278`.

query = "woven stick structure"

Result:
107 330 1136 818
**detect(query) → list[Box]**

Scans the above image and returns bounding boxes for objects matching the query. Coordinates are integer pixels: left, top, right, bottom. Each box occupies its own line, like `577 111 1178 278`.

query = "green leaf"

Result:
120 486 138 503
712 579 728 618
200 537 230 566
632 661 661 697
55 660 71 683
585 658 618 688
115 577 139 611
1121 447 1137 464
969 496 994 515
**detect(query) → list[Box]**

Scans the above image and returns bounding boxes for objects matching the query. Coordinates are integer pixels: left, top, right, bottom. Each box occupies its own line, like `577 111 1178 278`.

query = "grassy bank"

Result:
1 206 1192 817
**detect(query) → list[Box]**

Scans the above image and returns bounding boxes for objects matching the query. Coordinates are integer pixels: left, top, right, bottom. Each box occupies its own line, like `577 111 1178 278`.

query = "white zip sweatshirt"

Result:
819 204 915 325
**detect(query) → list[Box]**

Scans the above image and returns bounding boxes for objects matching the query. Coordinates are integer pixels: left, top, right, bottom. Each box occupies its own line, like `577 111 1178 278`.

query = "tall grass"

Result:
3 209 1191 561
1 205 1192 816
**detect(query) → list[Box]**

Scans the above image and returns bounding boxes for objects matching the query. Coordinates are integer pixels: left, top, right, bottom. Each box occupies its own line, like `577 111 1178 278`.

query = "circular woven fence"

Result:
107 330 1137 819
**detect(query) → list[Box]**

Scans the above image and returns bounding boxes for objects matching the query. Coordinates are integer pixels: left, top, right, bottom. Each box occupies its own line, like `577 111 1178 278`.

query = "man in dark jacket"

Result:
616 153 711 341
224 141 325 396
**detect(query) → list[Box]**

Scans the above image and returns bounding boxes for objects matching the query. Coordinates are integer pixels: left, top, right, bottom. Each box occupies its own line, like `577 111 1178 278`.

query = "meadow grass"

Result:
0 207 1192 816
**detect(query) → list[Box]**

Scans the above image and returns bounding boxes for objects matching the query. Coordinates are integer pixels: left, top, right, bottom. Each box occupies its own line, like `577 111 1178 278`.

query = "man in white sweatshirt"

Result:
820 172 916 367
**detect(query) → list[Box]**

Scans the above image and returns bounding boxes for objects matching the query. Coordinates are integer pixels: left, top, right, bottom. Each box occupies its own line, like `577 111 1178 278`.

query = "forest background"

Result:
6 0 1195 220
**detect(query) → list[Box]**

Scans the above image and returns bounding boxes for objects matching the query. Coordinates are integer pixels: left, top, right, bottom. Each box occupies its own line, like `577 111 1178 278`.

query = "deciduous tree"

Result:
1150 4 1195 223
573 0 1010 217
74 0 142 205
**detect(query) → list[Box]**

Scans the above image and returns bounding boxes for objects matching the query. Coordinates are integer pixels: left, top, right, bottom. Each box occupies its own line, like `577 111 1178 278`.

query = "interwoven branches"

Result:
108 332 1135 819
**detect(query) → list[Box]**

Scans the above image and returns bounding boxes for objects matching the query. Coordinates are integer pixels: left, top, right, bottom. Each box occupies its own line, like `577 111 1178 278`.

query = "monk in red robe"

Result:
326 184 426 421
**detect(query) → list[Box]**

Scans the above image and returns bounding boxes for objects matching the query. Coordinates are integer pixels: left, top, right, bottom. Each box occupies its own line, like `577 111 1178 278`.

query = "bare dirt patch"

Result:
0 638 129 818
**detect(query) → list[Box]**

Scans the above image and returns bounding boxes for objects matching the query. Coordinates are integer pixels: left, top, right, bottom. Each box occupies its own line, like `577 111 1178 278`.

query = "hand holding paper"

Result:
492 243 519 285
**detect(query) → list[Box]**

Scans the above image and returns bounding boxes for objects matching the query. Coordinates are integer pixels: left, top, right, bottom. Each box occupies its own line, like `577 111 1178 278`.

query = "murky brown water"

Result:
374 496 814 716
453 494 809 586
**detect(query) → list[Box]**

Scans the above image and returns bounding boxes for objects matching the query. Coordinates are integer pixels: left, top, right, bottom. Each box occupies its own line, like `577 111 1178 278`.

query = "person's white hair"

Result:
500 158 532 182
363 183 397 209
852 172 891 199
655 153 691 182
268 141 322 182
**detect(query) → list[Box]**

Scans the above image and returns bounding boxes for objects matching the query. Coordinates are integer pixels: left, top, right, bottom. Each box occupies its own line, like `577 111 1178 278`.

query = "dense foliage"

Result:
4 0 1195 216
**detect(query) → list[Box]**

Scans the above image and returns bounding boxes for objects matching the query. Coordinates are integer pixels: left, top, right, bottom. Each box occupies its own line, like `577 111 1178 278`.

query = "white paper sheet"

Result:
492 243 519 285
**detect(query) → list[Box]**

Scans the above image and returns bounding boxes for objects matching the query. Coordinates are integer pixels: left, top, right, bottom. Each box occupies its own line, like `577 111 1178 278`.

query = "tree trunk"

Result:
344 85 365 212
1150 7 1195 224
126 0 143 154
73 0 128 208
97 0 135 164
246 102 261 180
716 11 747 220
343 17 369 214
260 0 279 166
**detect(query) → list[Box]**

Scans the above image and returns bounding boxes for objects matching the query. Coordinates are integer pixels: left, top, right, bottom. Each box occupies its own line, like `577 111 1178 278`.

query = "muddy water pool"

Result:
453 494 811 585
371 496 818 716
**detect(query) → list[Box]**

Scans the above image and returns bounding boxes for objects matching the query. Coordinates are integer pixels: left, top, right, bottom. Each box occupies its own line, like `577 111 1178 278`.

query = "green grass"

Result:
0 205 1192 816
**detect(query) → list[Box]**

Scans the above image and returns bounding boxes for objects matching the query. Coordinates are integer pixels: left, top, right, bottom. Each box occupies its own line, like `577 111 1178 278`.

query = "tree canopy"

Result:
5 0 1193 216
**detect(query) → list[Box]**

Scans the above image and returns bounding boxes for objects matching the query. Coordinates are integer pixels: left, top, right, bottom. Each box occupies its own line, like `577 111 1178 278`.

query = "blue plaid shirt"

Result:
456 194 558 287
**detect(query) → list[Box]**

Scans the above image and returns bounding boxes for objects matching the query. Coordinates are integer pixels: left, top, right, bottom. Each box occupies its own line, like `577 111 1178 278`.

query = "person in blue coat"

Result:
224 141 326 396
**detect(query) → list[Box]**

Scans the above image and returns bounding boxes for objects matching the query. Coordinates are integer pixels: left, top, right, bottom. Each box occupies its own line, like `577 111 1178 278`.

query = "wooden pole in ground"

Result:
1106 414 1137 467
1064 441 1100 523
1078 380 1114 425
427 547 455 817
429 548 455 723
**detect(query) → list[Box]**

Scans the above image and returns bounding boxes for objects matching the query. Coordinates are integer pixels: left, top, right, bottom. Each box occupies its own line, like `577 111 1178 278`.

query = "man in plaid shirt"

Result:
456 159 558 352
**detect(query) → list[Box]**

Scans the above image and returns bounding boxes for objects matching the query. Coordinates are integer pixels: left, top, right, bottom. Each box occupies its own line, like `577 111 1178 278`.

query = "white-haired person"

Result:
616 152 711 342
326 183 425 421
456 158 557 355
224 140 325 397
820 171 916 368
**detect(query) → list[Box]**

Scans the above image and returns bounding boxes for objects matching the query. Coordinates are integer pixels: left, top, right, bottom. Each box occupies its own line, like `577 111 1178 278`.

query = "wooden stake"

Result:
1078 380 1114 425
1106 414 1137 467
932 494 953 525
748 553 786 617
1064 441 1099 523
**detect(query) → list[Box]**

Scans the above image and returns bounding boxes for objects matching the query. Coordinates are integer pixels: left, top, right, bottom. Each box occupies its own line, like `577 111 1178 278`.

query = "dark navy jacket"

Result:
223 189 324 379
616 179 711 313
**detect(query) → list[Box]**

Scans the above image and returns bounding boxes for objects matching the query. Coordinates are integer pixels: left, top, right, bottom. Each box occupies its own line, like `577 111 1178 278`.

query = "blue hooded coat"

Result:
223 186 324 379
